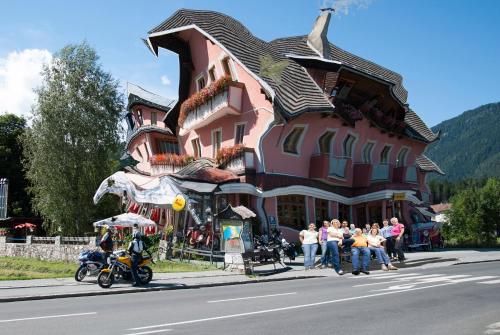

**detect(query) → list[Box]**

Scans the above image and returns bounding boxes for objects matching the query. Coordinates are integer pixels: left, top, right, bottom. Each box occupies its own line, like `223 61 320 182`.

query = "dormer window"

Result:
380 145 391 164
362 142 375 163
151 111 157 126
396 148 409 167
283 126 306 155
196 76 206 91
137 109 143 126
318 130 335 154
208 66 216 82
221 57 233 80
342 134 356 158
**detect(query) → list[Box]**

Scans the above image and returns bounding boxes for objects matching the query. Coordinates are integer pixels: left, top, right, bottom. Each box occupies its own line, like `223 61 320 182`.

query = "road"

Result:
1 262 500 335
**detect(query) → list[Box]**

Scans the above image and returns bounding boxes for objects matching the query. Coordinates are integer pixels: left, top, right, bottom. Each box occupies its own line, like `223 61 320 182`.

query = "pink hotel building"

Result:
124 9 443 241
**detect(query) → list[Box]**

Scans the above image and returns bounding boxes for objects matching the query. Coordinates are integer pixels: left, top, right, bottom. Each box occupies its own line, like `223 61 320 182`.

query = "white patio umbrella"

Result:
92 213 156 228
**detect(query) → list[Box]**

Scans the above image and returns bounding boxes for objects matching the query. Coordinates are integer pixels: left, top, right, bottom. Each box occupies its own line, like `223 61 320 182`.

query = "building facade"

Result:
125 9 444 242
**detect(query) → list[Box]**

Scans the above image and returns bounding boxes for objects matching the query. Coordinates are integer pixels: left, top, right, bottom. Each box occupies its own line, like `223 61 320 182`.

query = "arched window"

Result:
318 131 335 154
362 142 375 163
283 126 305 154
396 148 409 167
343 134 356 158
380 145 391 164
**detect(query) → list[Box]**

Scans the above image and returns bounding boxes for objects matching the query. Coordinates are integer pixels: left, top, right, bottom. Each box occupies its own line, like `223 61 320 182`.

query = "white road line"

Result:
128 282 459 331
123 329 172 335
450 276 497 283
353 272 420 279
478 279 500 284
0 312 97 324
352 274 444 287
207 292 297 303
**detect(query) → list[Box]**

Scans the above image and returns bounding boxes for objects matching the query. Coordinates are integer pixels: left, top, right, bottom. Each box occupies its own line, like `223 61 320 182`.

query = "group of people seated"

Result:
299 218 406 275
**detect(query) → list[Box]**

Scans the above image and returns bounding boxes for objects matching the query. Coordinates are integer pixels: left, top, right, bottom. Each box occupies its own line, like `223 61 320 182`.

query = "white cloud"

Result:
0 49 52 119
160 75 171 86
323 0 373 15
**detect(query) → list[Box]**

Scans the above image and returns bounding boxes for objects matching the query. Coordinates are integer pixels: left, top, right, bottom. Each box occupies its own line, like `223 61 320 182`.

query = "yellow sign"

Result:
393 193 406 201
172 194 186 211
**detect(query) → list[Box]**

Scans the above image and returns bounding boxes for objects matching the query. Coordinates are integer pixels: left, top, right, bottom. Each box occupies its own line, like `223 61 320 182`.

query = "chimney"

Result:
307 10 332 59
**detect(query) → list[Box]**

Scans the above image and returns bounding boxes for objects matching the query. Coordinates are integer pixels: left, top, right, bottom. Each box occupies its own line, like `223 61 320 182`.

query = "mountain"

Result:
425 102 500 181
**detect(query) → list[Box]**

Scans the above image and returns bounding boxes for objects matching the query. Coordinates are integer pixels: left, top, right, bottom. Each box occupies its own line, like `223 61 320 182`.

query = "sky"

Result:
0 0 499 127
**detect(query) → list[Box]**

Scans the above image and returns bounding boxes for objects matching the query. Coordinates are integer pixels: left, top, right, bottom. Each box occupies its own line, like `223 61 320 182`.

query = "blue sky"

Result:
0 0 499 127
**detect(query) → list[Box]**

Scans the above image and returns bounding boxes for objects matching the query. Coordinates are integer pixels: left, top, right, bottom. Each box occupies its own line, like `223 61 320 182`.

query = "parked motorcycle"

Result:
253 234 281 263
97 250 154 288
75 249 106 282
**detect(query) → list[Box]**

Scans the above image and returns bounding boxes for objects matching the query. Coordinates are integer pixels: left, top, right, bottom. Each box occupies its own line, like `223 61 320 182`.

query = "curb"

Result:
453 259 500 266
0 275 324 303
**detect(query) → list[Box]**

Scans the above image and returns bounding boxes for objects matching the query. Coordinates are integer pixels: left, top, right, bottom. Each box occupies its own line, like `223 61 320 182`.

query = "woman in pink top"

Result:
390 217 406 262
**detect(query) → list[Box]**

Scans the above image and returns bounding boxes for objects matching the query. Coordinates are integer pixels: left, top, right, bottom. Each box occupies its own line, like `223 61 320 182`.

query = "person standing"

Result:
299 223 319 270
380 219 395 259
128 231 144 286
318 221 330 269
326 219 344 275
351 228 371 275
99 226 114 265
391 217 406 262
367 227 398 271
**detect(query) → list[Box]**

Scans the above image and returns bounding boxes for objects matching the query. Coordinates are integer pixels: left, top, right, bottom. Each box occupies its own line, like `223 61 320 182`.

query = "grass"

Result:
0 257 218 280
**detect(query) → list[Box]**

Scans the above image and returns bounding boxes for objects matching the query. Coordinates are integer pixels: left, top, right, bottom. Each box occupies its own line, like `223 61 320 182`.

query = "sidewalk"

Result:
1 249 499 302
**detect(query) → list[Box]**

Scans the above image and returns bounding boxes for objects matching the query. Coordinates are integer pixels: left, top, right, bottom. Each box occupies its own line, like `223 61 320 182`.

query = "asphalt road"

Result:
1 262 500 335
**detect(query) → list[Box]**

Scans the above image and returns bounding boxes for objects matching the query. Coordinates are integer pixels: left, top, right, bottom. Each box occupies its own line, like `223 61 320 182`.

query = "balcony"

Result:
217 145 255 175
393 165 418 184
371 164 391 182
310 154 352 183
149 154 194 176
179 78 244 135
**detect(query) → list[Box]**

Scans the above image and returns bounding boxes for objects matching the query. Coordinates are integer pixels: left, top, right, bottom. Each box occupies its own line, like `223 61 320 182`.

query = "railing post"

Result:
26 235 33 245
55 236 61 246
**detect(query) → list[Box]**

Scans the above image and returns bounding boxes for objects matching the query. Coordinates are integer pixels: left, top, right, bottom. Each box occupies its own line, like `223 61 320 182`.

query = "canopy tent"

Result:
93 171 183 206
93 213 156 228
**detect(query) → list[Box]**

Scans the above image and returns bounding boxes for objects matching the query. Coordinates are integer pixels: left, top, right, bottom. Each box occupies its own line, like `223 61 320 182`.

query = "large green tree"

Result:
0 113 32 217
22 42 123 235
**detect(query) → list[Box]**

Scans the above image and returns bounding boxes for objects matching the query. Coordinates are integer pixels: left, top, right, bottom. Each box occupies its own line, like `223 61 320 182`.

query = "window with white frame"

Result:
235 124 245 145
342 134 356 158
380 145 391 164
208 66 216 82
221 57 233 79
396 148 409 167
196 76 206 91
212 129 222 158
362 142 375 163
151 111 157 126
137 109 143 126
283 126 305 154
318 131 335 154
191 138 201 158
158 140 179 154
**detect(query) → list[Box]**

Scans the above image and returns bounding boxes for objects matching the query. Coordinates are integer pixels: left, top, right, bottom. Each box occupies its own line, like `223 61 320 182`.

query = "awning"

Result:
93 171 182 206
93 213 156 227
179 181 218 193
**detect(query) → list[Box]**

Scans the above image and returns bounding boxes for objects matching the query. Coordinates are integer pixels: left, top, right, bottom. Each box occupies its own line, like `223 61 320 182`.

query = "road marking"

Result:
478 279 500 284
128 282 459 331
450 276 497 283
0 312 97 324
123 329 172 335
353 272 420 279
207 292 297 303
352 274 444 287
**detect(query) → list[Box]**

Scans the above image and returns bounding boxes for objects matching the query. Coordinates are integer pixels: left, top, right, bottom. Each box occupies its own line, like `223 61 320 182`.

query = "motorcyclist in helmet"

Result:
128 231 144 287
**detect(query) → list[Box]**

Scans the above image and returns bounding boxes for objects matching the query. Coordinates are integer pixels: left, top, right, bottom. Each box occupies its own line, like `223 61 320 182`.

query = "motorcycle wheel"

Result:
97 271 114 289
139 266 153 284
74 265 88 282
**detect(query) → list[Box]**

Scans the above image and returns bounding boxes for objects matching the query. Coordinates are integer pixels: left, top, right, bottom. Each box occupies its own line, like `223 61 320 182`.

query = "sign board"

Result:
221 220 243 253
268 216 277 229
393 193 406 201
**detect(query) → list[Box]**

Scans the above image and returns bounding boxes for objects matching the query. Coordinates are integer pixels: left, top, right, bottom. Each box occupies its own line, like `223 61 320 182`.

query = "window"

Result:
318 131 335 154
196 76 206 91
315 198 329 226
158 141 179 154
208 66 216 82
235 124 245 145
191 138 201 159
277 195 306 230
137 109 143 126
396 148 409 167
283 126 305 154
362 142 375 163
151 111 157 126
221 57 232 79
380 145 391 164
212 129 222 158
343 134 356 158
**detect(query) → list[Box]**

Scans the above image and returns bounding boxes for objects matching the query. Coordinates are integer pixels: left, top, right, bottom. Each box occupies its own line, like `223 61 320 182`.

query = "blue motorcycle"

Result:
75 250 106 281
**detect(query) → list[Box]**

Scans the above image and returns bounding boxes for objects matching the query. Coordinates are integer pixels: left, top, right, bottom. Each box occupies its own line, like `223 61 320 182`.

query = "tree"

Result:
22 42 123 235
0 114 31 216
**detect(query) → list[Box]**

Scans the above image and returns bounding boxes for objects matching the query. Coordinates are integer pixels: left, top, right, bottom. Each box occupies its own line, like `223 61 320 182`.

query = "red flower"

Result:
216 144 246 166
150 153 194 166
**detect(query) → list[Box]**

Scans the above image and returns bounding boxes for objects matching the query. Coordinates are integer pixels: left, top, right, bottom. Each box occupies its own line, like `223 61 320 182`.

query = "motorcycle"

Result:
97 250 154 288
253 234 281 263
75 249 106 282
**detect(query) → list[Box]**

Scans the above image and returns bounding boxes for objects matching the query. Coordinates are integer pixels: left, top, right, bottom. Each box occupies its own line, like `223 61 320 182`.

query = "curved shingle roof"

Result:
416 154 444 175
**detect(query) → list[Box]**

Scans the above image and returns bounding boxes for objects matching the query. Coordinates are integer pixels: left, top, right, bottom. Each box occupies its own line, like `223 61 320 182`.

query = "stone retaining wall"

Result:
0 236 96 262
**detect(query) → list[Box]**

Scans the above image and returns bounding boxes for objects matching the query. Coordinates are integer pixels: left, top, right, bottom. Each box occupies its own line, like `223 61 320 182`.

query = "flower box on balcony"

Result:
149 154 194 175
179 76 245 135
216 144 255 174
